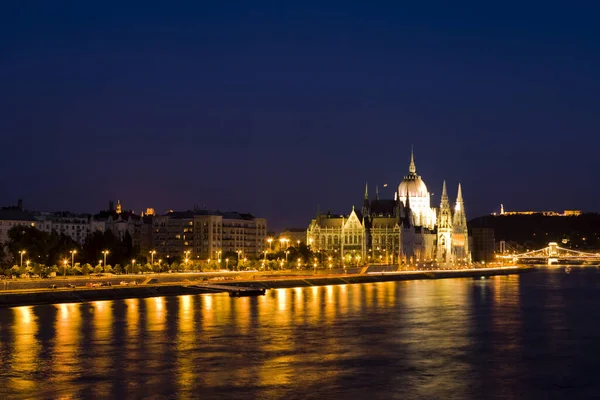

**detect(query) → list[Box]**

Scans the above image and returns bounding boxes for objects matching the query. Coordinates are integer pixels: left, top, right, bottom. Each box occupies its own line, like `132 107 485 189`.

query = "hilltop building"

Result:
306 150 470 266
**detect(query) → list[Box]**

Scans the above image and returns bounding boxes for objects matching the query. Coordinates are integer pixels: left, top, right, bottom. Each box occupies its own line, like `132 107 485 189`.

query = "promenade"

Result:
0 266 534 308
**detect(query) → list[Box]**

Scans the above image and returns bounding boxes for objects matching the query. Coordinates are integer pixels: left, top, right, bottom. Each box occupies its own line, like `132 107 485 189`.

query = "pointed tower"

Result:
375 185 380 201
436 181 453 264
362 182 370 218
409 146 416 174
452 184 466 227
116 200 122 214
403 188 413 228
452 184 469 263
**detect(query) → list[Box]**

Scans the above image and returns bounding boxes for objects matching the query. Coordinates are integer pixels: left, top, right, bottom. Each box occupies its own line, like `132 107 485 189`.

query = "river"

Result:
1 268 599 399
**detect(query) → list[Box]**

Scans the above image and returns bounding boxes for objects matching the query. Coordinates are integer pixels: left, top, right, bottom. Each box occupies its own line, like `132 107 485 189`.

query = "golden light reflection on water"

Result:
54 303 81 382
125 298 139 341
146 296 166 331
11 306 39 392
177 296 196 394
0 276 533 399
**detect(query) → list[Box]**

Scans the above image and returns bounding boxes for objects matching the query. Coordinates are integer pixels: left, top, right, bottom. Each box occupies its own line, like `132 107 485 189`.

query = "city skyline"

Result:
0 146 594 233
2 2 599 231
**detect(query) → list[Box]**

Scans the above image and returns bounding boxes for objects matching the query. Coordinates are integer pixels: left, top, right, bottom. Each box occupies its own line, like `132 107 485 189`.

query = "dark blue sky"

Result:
1 1 599 231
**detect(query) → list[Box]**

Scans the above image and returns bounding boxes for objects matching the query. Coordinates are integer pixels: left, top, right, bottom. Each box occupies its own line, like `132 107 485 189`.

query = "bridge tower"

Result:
436 181 453 264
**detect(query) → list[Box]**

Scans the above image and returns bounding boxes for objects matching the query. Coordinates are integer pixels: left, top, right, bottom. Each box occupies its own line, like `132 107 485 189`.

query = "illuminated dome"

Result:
397 150 429 198
398 175 429 198
397 149 436 229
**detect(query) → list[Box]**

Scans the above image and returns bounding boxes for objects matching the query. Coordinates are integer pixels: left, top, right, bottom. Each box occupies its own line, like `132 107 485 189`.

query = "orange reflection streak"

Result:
146 297 166 332
177 295 196 394
277 288 287 311
236 297 250 335
201 294 214 330
53 303 81 383
10 306 39 392
91 301 113 398
125 298 139 341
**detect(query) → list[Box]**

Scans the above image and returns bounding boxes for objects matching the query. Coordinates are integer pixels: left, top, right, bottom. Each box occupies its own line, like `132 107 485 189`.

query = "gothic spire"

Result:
409 146 416 174
404 187 412 227
364 182 369 200
440 180 449 207
438 180 453 231
453 183 467 227
375 185 380 201
455 183 463 212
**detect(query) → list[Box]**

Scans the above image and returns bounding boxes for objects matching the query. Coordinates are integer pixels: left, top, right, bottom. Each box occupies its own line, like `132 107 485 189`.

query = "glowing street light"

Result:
225 258 229 270
131 259 136 274
19 250 26 269
70 250 77 269
62 259 68 277
102 250 109 267
149 250 156 265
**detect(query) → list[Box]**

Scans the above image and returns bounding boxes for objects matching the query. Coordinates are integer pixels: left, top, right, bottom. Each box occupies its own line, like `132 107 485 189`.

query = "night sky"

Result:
1 1 599 231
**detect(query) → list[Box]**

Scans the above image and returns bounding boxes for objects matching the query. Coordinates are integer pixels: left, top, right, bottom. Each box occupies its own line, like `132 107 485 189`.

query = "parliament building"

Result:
306 150 470 267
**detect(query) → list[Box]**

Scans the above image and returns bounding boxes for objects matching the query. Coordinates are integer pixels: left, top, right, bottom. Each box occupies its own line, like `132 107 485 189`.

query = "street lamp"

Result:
184 250 191 273
102 250 109 267
131 259 136 274
63 259 68 277
236 250 242 271
225 258 229 270
149 250 156 265
158 259 163 273
70 250 77 269
19 250 26 269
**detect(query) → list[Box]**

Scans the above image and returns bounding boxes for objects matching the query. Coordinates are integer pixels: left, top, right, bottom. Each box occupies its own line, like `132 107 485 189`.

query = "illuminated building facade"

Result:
151 210 267 260
307 150 470 266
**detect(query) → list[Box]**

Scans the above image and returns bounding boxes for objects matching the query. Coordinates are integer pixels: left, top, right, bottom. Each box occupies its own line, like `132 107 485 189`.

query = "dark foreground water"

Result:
1 269 600 399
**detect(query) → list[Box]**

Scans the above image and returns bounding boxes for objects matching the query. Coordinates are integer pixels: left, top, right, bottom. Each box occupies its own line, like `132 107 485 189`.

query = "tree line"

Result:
1 226 321 276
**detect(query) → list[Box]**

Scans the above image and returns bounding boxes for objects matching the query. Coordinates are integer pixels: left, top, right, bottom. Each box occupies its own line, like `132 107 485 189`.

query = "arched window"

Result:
334 235 339 245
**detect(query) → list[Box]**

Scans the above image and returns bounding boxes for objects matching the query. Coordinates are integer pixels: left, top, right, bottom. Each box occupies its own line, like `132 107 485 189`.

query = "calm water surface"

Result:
1 269 600 399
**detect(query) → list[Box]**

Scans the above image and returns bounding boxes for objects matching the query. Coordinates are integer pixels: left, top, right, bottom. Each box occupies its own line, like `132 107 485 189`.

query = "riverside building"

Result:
306 150 470 266
150 210 267 261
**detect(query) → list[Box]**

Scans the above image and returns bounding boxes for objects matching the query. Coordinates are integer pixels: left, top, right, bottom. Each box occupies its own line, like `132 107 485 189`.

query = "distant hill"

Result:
468 213 600 251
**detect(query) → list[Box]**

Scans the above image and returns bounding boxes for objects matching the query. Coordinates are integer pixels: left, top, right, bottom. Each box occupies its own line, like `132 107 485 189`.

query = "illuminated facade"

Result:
150 210 267 260
307 150 470 266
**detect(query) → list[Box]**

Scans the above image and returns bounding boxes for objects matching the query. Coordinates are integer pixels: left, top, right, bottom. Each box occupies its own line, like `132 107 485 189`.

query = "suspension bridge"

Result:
498 242 600 265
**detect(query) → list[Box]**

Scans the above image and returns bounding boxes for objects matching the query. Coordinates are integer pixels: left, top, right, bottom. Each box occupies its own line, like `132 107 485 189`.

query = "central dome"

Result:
398 149 429 198
398 175 429 198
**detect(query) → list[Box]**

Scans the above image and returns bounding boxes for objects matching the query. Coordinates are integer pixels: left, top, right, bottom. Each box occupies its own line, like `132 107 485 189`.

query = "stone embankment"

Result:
0 266 534 308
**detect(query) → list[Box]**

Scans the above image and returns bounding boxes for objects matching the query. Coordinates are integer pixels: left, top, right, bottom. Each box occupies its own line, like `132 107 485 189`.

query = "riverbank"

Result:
0 266 534 308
